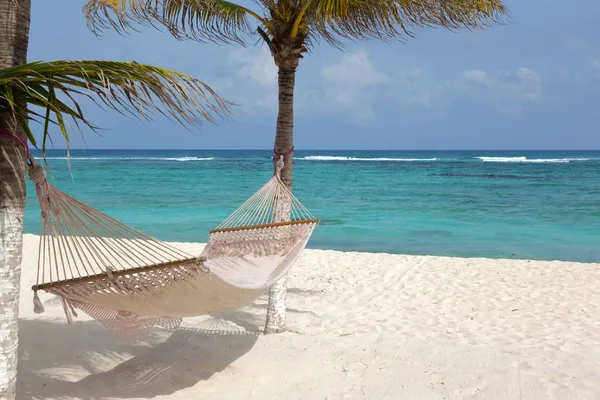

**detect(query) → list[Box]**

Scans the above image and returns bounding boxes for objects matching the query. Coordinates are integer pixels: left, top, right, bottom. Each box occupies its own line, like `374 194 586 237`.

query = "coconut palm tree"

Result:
0 2 229 398
83 0 508 335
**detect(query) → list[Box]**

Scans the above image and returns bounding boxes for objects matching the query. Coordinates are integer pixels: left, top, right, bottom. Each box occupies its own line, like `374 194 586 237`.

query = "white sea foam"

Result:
44 157 104 160
476 156 590 164
44 156 215 161
164 157 215 161
301 156 438 161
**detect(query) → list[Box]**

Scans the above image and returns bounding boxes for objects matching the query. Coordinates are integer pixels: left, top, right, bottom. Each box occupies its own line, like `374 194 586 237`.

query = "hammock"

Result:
28 156 319 342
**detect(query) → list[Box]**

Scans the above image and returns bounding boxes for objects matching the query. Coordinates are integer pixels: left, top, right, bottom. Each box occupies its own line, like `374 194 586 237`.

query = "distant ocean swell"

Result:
300 156 438 161
476 156 593 163
45 156 215 161
42 155 598 163
24 149 600 263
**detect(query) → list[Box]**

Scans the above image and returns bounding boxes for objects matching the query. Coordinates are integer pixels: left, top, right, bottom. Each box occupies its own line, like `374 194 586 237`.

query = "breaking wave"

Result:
44 156 215 161
476 156 591 164
301 156 438 162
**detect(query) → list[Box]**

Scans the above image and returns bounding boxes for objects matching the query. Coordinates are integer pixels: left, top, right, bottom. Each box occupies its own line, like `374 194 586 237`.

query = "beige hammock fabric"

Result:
29 157 319 342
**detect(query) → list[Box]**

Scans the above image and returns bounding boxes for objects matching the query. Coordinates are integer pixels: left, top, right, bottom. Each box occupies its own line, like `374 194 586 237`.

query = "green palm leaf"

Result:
305 0 508 45
0 60 231 151
83 0 508 48
84 0 263 44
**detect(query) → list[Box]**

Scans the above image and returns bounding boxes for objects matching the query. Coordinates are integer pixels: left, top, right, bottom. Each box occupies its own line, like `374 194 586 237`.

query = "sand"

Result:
16 233 600 399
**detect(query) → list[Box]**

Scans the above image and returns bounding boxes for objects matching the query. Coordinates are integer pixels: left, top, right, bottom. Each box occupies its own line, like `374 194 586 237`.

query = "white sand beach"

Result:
17 233 600 399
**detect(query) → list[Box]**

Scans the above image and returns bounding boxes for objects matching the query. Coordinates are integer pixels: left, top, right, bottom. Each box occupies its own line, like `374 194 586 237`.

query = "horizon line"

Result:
30 148 600 152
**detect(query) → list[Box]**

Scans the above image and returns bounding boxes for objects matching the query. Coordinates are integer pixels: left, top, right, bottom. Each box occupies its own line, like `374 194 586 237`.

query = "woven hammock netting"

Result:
28 157 319 342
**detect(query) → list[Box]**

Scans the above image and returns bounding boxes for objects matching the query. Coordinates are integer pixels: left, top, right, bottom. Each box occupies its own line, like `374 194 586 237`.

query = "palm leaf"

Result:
84 0 508 53
305 0 509 46
84 0 263 44
0 60 231 151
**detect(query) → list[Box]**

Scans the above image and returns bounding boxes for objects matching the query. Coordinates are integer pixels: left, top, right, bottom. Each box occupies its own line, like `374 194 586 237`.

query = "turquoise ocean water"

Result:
24 150 600 263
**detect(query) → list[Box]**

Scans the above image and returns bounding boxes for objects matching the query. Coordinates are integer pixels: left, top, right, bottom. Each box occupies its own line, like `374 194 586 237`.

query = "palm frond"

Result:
304 0 509 46
0 60 231 151
84 0 263 44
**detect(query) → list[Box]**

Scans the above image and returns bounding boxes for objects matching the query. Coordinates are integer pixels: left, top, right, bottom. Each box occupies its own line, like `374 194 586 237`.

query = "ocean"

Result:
23 149 600 263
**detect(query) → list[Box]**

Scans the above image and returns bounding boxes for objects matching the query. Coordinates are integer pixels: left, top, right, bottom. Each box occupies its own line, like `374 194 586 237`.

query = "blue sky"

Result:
28 0 600 150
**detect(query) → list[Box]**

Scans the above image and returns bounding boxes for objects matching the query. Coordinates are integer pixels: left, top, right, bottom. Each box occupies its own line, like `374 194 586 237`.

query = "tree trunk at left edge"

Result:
0 0 31 398
264 64 296 334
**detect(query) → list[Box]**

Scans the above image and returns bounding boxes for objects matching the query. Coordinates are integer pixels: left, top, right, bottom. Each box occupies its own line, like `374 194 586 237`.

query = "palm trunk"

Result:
0 0 31 398
264 65 296 334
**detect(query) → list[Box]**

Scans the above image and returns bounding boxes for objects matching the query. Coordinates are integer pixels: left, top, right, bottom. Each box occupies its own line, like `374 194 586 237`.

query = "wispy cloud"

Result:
318 49 388 120
461 67 543 117
225 47 278 113
230 47 277 87
220 46 544 122
315 49 543 120
388 69 446 109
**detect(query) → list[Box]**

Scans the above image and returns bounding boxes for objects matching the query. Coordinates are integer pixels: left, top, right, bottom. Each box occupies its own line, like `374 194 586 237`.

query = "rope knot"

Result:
28 164 47 184
273 146 295 164
275 156 285 177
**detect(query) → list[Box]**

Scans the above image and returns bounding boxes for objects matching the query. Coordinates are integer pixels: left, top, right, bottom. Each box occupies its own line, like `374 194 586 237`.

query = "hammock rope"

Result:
2 131 318 342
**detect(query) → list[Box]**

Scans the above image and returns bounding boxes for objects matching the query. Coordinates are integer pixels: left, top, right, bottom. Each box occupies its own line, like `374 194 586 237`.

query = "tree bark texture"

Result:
0 0 31 398
264 65 296 334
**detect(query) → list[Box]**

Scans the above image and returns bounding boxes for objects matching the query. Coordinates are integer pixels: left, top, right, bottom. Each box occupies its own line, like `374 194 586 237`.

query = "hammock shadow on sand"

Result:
208 288 322 334
18 317 259 399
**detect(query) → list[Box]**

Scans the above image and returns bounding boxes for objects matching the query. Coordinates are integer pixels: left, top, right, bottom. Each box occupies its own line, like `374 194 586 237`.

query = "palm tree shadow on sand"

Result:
18 315 260 399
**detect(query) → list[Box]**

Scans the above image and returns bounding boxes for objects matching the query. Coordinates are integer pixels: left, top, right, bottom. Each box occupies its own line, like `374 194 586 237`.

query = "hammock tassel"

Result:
33 290 45 314
61 297 78 324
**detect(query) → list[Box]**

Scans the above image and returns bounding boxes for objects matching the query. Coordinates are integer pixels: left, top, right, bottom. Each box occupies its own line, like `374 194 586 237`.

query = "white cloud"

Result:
229 47 277 87
322 49 388 87
516 67 543 101
316 49 389 120
461 67 543 117
390 69 445 109
307 52 544 121
315 51 445 121
225 47 278 113
220 46 543 121
464 69 490 85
